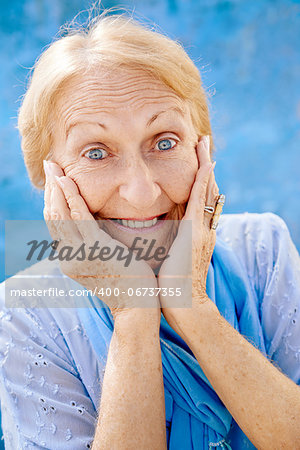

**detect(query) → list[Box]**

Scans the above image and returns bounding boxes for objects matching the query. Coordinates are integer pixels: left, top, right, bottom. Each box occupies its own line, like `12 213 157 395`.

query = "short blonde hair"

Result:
18 12 213 189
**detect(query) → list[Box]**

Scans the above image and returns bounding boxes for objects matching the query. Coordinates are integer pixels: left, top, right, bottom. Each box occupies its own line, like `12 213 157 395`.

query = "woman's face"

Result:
52 69 199 257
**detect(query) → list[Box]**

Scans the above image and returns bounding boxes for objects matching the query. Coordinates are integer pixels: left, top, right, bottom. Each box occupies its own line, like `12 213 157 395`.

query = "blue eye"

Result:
155 138 177 151
85 148 108 160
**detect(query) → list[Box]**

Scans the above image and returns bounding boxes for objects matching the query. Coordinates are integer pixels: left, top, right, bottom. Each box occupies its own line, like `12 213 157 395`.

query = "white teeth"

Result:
145 219 154 227
135 221 144 228
116 217 159 228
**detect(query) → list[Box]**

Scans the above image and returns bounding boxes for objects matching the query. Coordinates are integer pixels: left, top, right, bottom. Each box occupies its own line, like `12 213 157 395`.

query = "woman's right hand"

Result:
43 161 160 320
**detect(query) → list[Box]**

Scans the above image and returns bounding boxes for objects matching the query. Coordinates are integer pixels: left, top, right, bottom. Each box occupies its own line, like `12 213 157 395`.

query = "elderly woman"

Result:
0 12 300 450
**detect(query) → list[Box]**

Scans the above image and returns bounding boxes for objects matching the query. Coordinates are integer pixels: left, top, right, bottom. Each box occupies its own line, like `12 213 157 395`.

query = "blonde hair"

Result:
18 11 213 189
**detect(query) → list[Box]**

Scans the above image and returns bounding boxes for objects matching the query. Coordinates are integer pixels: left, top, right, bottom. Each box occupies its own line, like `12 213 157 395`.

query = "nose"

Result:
118 158 161 210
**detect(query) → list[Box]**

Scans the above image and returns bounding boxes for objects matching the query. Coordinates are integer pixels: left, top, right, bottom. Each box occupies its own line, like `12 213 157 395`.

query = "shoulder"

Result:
217 211 289 242
217 211 296 264
0 271 80 373
217 211 292 259
0 261 104 407
217 212 298 301
216 211 281 270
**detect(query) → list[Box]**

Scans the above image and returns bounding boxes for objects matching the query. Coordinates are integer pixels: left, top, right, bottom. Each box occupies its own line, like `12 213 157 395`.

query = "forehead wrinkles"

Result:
65 70 176 97
57 71 184 127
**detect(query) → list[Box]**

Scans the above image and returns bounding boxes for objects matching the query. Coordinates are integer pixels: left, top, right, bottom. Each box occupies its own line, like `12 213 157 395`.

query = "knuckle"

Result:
199 162 211 173
213 184 220 195
195 170 203 182
70 210 82 220
199 192 206 203
68 194 82 210
51 210 61 220
65 192 73 204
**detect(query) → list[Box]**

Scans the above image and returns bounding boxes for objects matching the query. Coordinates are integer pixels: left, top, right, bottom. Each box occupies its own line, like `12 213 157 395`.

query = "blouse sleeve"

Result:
0 282 98 450
254 213 300 385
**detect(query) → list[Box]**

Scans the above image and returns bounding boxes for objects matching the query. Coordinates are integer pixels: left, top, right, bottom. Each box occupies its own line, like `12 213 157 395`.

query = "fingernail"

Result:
203 135 210 150
43 160 50 176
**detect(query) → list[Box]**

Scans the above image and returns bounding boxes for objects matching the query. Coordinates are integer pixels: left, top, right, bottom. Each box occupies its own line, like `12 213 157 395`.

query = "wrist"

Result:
183 299 220 350
113 306 161 338
170 297 219 347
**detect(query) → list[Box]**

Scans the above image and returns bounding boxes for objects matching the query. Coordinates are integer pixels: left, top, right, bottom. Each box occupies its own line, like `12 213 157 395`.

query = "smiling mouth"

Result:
110 213 167 229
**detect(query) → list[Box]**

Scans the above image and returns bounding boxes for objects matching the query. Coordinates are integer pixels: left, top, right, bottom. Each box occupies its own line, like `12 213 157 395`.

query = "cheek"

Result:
57 158 113 213
73 171 114 213
156 154 198 203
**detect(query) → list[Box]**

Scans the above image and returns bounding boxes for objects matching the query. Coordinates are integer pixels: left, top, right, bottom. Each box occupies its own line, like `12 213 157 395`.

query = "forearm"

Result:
179 299 300 449
92 309 167 450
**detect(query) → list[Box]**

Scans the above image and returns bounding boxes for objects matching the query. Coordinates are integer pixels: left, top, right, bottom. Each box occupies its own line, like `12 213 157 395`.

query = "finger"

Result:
47 161 65 177
184 161 214 222
203 164 220 230
47 162 71 220
43 160 52 220
197 135 211 168
44 161 65 222
43 160 59 242
51 182 82 246
205 167 219 210
55 176 112 245
45 162 81 246
196 135 216 219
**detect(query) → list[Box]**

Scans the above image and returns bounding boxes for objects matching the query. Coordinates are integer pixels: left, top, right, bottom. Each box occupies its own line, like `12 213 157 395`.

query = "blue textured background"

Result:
0 0 299 446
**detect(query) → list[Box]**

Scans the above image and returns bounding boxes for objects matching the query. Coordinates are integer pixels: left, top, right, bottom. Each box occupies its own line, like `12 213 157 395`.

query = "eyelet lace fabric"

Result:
0 212 299 449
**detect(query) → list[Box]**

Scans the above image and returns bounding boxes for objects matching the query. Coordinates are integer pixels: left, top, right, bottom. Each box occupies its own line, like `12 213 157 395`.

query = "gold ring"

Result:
210 194 225 230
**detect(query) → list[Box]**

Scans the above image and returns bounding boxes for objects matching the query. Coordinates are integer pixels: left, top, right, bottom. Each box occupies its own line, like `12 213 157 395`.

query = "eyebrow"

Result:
66 121 106 139
66 105 186 139
146 106 186 127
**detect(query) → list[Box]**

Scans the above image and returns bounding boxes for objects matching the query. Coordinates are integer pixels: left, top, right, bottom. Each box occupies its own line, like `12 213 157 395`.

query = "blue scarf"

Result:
77 236 266 449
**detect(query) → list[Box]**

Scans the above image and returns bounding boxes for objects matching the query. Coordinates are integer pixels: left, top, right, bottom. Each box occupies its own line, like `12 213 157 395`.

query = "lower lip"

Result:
108 216 167 233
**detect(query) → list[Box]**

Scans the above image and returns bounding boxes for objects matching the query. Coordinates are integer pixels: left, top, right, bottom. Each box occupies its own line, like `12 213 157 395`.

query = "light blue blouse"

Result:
0 212 299 449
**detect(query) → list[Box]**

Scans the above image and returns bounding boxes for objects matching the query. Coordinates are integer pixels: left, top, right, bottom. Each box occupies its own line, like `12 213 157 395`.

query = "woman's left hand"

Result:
158 135 220 338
